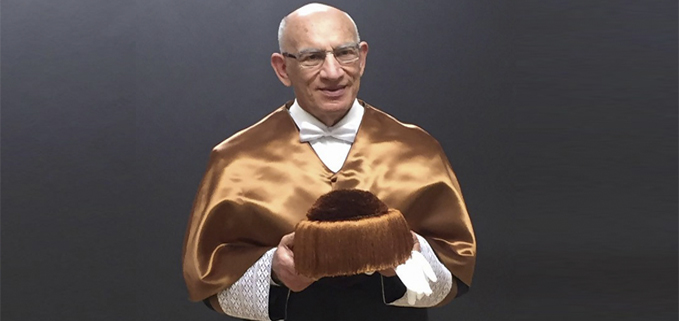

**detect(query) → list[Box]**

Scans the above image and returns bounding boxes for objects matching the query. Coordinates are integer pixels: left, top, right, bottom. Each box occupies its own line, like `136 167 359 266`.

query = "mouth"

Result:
319 86 347 98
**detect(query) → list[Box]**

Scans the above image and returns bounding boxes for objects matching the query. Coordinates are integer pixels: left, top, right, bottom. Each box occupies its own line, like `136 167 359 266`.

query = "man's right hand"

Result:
271 232 315 292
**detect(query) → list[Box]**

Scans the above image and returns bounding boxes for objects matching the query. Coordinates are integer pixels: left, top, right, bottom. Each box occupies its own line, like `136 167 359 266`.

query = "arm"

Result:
207 232 313 321
210 248 277 321
379 136 477 305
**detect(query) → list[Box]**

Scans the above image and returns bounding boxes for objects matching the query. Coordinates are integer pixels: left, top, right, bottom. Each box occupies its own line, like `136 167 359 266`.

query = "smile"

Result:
320 86 347 97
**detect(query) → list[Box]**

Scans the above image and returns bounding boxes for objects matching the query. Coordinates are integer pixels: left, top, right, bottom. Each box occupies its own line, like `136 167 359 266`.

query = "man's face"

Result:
278 12 368 125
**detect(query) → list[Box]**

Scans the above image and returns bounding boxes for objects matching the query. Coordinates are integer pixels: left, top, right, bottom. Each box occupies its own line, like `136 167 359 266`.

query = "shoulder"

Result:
362 101 444 153
210 103 293 160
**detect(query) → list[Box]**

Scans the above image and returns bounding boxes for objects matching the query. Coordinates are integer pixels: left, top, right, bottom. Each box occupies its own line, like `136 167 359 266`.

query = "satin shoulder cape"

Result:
182 100 476 305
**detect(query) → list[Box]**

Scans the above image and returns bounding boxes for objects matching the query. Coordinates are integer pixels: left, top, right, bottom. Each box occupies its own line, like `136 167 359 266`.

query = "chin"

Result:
320 96 353 110
319 102 351 115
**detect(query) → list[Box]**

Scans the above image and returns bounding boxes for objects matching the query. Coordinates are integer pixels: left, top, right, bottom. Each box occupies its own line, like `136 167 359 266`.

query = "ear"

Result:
358 41 369 77
271 53 292 87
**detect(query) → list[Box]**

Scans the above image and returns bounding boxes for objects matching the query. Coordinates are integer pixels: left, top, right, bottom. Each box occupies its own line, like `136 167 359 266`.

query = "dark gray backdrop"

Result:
1 1 676 320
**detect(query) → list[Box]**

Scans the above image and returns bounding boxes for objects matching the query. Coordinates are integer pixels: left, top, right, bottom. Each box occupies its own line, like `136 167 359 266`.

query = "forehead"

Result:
286 12 357 50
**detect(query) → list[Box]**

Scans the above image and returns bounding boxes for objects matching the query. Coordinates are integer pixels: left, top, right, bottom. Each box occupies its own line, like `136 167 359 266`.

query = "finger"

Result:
286 272 316 292
395 261 415 288
410 231 419 243
279 232 296 247
274 249 295 270
398 258 433 296
278 270 314 290
412 251 437 282
294 271 315 283
288 279 314 292
414 269 432 295
407 290 416 305
396 259 425 293
421 281 432 296
410 231 421 252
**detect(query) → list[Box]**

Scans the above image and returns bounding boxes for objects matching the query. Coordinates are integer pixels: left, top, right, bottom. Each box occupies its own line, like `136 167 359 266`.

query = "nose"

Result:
318 53 344 80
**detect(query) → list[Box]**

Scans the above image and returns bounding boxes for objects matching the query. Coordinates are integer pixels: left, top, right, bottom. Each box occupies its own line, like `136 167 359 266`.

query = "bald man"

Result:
182 4 476 321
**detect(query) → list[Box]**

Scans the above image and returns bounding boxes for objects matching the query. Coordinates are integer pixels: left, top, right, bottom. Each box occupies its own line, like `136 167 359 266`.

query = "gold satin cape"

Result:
182 100 476 306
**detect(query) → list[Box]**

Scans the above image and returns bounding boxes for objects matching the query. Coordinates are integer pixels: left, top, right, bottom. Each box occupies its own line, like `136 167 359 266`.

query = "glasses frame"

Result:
282 43 361 69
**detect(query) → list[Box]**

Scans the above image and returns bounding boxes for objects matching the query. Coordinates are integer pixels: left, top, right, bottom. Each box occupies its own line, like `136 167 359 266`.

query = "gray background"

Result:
1 0 676 320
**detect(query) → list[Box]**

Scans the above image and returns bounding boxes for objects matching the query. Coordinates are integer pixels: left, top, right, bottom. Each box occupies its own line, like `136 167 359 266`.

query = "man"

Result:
182 3 476 321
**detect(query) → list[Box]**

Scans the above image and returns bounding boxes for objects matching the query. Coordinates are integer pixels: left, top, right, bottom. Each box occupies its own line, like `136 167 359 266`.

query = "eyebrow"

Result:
296 42 357 54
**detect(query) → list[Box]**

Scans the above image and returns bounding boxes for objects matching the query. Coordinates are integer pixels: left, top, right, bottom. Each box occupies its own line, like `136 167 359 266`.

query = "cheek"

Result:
292 76 315 95
346 67 362 82
305 78 320 96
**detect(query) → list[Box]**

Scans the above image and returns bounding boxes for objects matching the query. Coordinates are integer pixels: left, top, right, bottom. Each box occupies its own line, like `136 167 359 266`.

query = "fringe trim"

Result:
294 209 414 279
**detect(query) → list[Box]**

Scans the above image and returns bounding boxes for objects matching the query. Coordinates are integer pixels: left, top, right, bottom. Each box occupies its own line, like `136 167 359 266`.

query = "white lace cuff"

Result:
386 234 453 307
217 248 277 321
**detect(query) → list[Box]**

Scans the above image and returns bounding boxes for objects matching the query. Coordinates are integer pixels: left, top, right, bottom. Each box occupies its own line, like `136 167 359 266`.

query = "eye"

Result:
300 52 325 62
335 49 353 57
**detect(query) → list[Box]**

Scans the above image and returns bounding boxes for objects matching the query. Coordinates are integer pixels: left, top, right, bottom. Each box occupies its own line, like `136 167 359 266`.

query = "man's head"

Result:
271 3 369 126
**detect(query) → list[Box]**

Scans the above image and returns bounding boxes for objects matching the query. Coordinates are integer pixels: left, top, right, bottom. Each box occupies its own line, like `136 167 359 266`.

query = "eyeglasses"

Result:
282 44 361 68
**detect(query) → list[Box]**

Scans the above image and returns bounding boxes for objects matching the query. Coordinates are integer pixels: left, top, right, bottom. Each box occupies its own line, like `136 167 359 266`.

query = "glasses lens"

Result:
334 47 360 64
298 52 326 68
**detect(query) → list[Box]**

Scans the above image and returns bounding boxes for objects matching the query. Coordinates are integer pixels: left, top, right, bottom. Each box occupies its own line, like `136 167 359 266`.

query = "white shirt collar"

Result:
289 99 364 143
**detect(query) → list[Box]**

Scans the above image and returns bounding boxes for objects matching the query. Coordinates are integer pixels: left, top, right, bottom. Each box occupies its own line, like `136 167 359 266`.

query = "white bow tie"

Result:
298 121 357 143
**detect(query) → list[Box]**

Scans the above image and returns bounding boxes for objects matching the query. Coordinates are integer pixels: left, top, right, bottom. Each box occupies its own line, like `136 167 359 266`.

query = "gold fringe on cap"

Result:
293 189 414 279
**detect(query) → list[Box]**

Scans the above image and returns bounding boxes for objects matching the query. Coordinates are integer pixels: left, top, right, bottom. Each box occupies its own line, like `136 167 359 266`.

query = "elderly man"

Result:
182 3 475 321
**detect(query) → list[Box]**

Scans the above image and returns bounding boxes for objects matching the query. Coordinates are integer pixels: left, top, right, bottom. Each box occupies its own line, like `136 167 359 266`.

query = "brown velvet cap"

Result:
293 189 414 279
306 189 389 221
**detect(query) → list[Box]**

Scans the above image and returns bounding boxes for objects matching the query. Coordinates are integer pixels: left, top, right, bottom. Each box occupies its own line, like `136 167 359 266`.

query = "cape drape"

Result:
182 100 476 305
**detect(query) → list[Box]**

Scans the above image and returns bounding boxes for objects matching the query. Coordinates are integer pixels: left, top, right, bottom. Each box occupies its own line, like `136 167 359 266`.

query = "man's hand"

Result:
271 232 315 292
378 231 421 277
